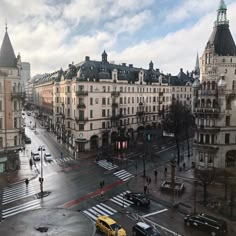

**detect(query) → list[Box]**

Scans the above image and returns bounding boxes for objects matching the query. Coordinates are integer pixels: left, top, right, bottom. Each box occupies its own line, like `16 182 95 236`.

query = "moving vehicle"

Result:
44 153 53 162
125 192 150 207
132 222 160 236
31 151 40 161
96 215 126 236
184 213 227 236
24 136 31 144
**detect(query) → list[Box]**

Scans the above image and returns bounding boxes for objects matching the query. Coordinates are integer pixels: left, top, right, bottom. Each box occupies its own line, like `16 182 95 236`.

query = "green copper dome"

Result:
218 0 227 11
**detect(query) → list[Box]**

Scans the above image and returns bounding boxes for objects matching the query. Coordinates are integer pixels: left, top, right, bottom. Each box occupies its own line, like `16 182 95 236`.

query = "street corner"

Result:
0 208 96 236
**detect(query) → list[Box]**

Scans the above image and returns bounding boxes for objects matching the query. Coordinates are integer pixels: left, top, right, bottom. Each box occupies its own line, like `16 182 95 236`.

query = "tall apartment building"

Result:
31 53 172 152
193 0 236 169
0 27 24 173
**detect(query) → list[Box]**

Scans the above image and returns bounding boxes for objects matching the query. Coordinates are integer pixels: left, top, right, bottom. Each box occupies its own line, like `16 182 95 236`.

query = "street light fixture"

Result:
38 145 45 195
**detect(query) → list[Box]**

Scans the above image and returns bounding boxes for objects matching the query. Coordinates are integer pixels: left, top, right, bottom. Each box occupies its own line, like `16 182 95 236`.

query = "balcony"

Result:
76 91 88 96
112 102 118 108
75 116 88 123
193 107 220 115
111 114 122 120
197 125 220 133
11 92 26 100
139 102 144 106
77 103 86 109
136 111 145 116
225 90 236 97
111 91 120 97
198 90 217 96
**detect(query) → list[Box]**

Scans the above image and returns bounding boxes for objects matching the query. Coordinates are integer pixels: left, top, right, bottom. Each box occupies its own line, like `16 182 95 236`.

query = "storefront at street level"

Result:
0 150 20 174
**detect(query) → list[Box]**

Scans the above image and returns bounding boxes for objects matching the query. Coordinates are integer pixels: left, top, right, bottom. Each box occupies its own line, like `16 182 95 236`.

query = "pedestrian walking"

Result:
25 178 29 186
154 170 157 180
164 167 167 177
183 162 186 170
144 184 147 194
148 177 151 185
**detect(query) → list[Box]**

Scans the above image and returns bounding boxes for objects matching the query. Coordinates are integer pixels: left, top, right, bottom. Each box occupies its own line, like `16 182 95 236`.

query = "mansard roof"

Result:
206 24 236 56
169 69 194 86
0 30 17 68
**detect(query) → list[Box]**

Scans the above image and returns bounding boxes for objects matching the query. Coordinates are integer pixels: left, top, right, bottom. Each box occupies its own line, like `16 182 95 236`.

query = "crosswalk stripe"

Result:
95 204 114 215
123 176 134 181
100 203 117 213
3 184 33 193
92 206 108 216
83 210 97 221
2 199 41 218
113 169 133 181
3 187 35 199
96 159 118 170
114 169 125 174
111 197 130 207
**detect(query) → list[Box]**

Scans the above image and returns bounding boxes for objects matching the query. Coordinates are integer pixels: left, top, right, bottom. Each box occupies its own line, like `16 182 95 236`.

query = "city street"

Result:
0 112 227 235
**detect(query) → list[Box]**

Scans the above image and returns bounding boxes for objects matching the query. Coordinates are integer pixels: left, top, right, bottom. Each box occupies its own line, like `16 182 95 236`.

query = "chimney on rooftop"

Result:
85 56 90 61
129 64 133 68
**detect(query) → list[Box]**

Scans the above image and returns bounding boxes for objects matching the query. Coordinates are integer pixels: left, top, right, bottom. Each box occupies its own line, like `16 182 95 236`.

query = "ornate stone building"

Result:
0 27 24 172
193 0 236 169
31 53 173 152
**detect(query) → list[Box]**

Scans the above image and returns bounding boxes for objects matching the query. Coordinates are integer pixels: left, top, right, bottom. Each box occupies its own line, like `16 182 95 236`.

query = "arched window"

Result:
213 99 218 108
206 99 211 108
212 81 216 90
201 99 205 108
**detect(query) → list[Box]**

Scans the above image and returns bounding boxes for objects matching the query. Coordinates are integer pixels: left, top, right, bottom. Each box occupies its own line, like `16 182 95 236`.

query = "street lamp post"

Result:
38 146 45 194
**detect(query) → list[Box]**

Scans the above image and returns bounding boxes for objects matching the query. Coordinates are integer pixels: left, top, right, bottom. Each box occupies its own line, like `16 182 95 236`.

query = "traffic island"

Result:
160 181 185 194
0 208 96 236
36 191 51 199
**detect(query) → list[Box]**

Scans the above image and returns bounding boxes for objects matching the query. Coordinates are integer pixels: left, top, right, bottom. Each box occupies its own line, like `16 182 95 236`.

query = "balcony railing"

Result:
77 103 86 109
136 111 145 116
75 116 88 123
11 92 26 100
225 90 236 97
111 91 120 97
193 107 220 114
111 114 122 120
198 90 217 96
76 91 88 96
112 103 118 108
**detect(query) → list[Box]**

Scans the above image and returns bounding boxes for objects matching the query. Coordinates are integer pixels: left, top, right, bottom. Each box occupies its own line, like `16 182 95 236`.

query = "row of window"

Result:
196 116 231 127
0 118 18 129
56 114 159 131
56 85 170 94
56 104 165 118
172 87 192 92
0 101 19 111
198 133 232 145
0 136 18 148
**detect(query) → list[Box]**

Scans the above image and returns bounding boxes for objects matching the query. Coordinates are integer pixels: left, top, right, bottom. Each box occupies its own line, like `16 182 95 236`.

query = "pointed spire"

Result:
194 52 200 75
149 60 154 70
102 50 108 62
0 26 17 68
215 0 229 26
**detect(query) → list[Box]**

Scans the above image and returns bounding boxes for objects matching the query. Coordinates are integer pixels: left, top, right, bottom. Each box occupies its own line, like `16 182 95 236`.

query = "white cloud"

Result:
0 0 235 77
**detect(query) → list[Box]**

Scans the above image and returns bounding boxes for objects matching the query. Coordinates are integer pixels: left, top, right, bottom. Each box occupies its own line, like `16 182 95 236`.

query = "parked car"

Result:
44 153 53 162
96 215 126 236
125 192 150 207
24 136 31 144
31 151 40 161
184 213 227 236
132 222 160 236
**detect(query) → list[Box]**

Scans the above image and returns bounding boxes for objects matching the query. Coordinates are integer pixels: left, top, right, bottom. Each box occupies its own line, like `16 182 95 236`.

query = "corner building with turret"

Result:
193 0 236 169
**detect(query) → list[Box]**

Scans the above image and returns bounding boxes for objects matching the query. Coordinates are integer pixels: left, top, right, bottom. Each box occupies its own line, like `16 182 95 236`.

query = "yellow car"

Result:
96 215 126 236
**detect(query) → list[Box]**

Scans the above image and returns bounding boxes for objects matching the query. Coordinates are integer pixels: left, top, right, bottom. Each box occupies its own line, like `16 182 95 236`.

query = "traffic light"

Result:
147 133 151 142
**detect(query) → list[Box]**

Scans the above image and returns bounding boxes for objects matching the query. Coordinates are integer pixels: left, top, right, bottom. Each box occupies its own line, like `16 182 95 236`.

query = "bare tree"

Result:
195 169 215 206
162 101 194 165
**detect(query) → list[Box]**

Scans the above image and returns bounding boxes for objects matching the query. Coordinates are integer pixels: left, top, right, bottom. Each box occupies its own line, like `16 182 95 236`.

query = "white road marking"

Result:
142 209 168 218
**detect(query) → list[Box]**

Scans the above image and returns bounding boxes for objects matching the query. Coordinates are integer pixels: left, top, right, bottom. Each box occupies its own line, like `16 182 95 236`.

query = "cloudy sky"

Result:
0 0 236 77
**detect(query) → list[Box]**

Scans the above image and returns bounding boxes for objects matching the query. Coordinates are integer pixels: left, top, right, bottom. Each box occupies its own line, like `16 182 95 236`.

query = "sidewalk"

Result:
0 149 38 188
127 155 236 235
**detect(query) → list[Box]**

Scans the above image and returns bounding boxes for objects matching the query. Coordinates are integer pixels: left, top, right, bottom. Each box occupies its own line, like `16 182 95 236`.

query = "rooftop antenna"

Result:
5 18 7 31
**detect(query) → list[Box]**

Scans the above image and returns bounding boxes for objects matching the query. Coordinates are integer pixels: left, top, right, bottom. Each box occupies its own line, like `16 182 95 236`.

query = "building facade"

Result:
0 27 24 173
30 53 173 152
193 0 236 169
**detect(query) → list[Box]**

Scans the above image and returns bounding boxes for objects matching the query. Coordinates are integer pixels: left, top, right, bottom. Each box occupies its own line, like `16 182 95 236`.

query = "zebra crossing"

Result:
96 159 118 170
83 191 132 222
109 191 133 208
113 169 134 181
34 156 74 169
1 199 41 219
2 182 37 205
83 203 117 222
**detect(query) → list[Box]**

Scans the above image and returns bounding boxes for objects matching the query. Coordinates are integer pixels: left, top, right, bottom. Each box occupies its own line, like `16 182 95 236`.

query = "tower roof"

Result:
206 0 236 56
0 29 16 68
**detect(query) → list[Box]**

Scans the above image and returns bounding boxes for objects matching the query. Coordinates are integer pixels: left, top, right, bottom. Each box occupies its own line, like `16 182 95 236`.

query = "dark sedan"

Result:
125 192 150 207
24 136 31 144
